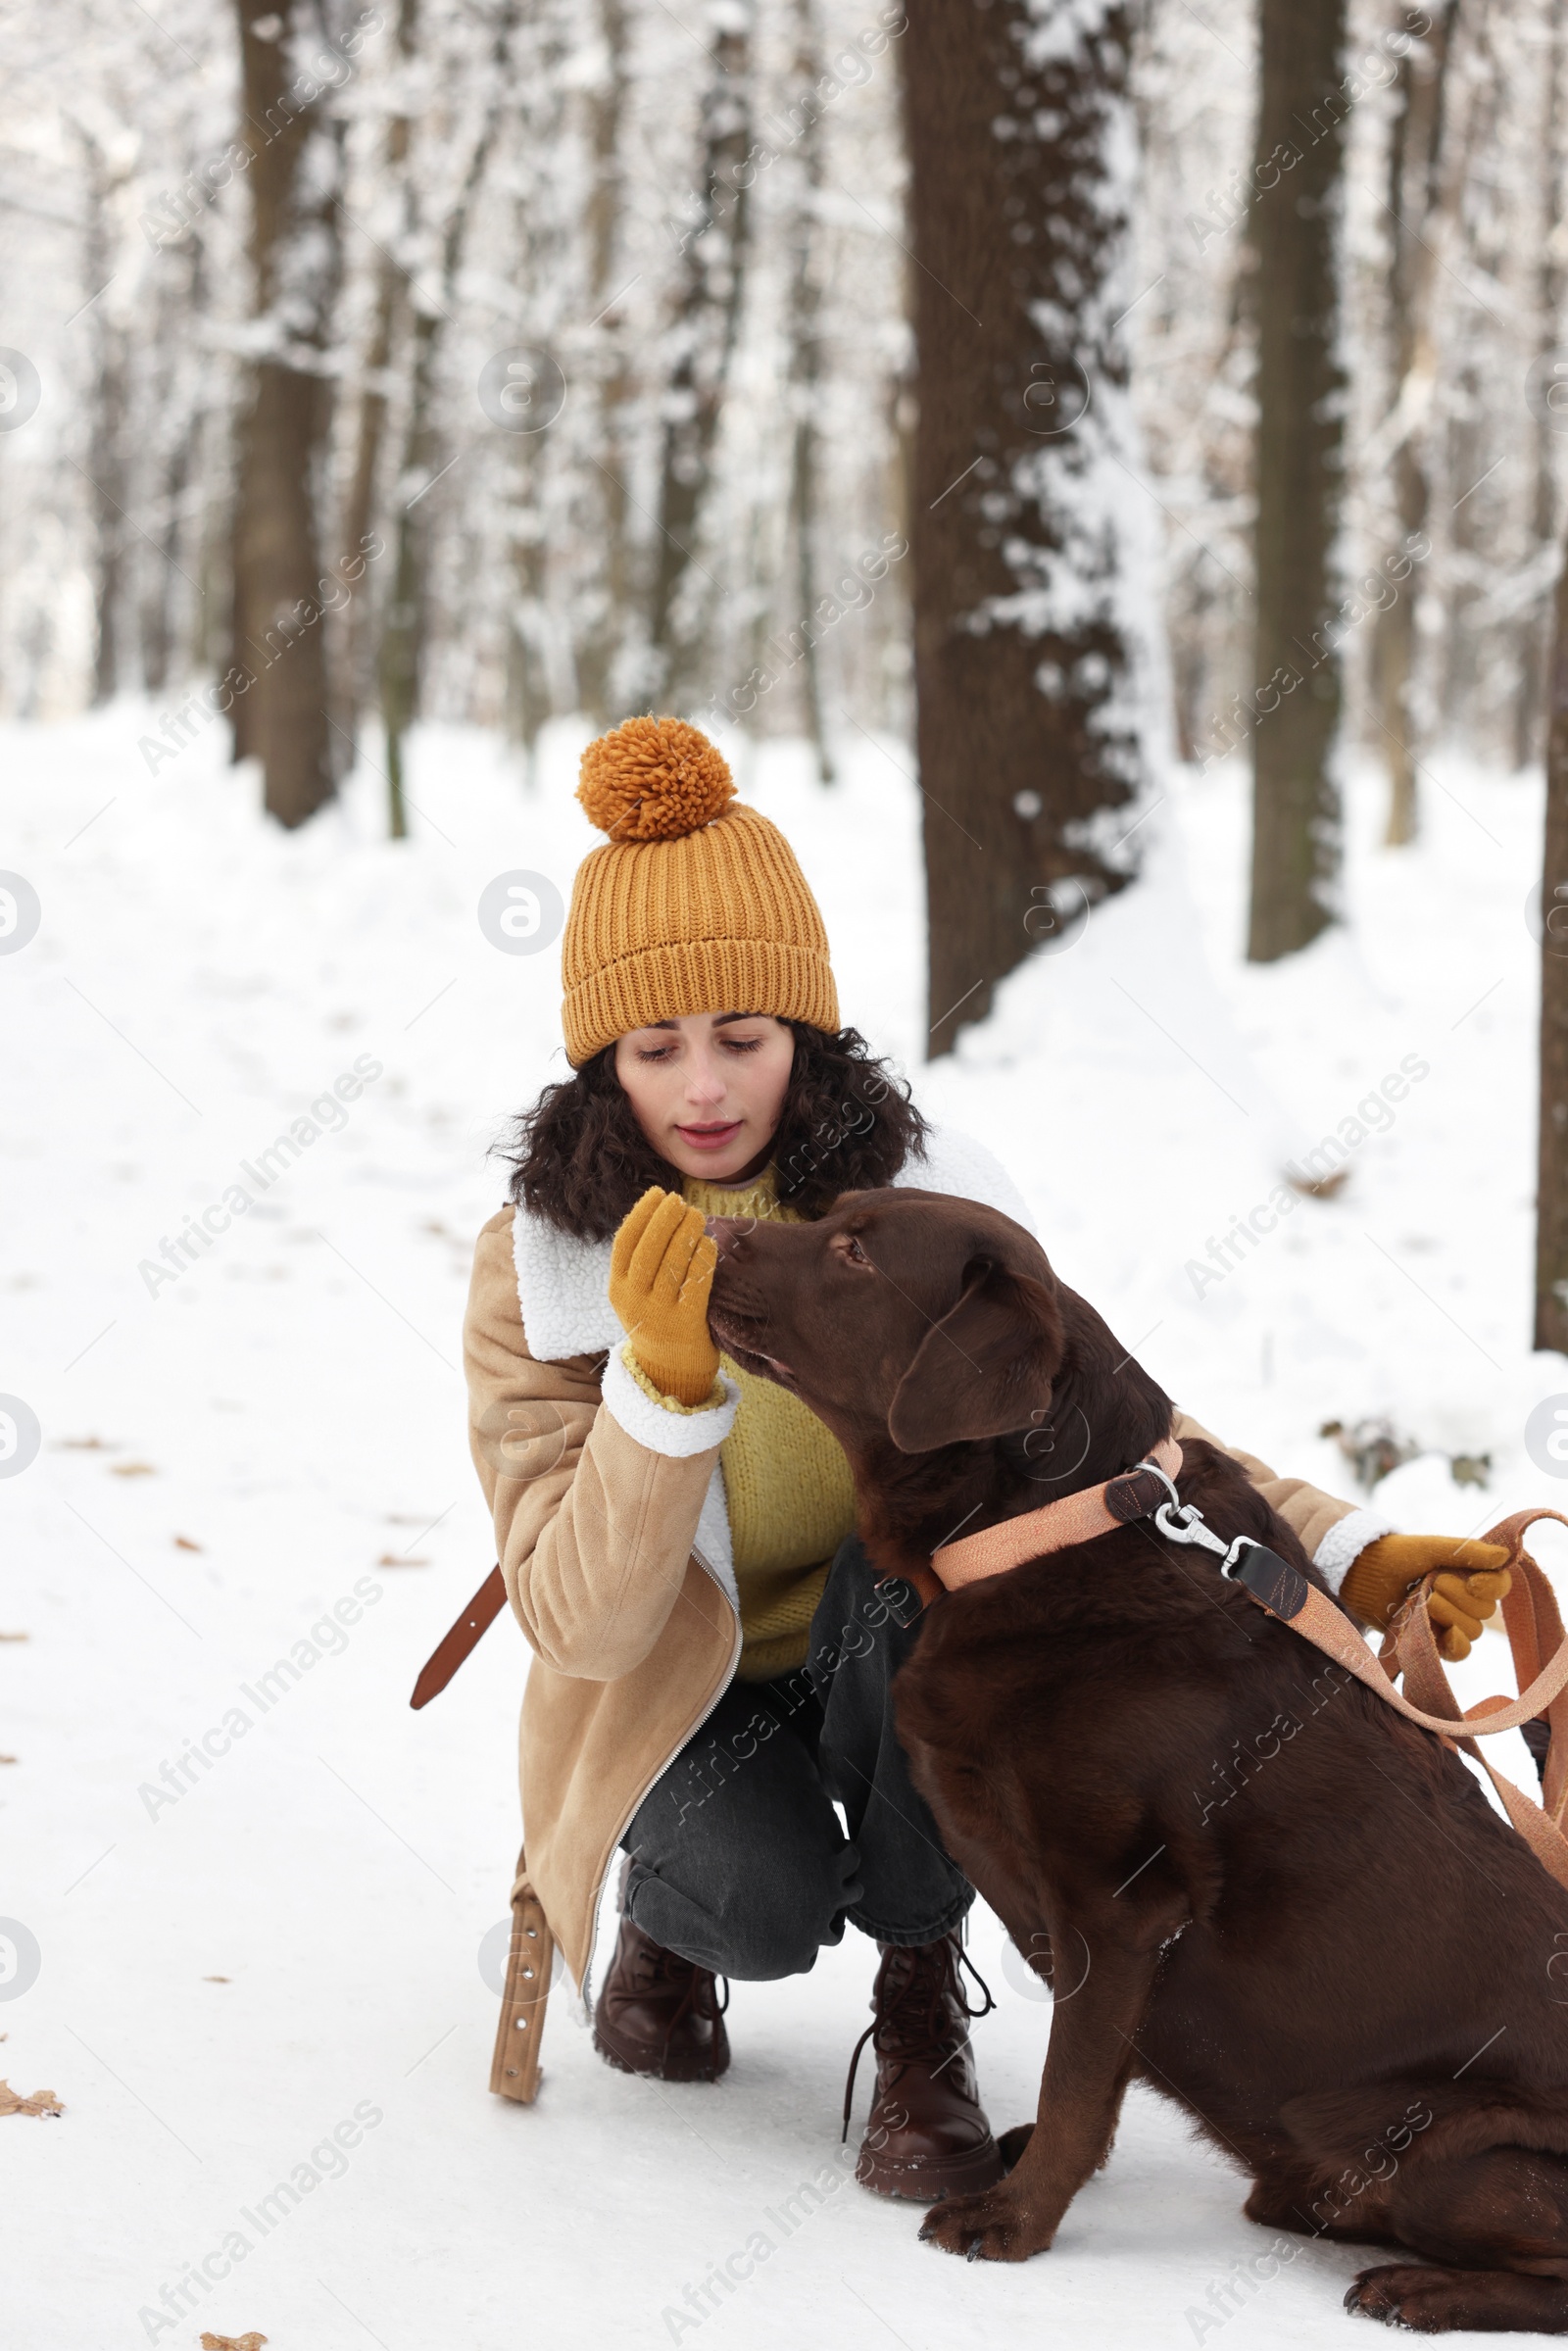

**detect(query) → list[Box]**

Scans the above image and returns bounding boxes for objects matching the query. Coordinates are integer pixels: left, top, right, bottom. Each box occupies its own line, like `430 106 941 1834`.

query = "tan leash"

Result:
1174 1502 1568 1886
931 1435 1186 1588
936 1453 1568 1895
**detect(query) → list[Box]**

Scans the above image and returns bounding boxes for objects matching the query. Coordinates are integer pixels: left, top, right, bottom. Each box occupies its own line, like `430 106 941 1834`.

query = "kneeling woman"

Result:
462 717 1506 2199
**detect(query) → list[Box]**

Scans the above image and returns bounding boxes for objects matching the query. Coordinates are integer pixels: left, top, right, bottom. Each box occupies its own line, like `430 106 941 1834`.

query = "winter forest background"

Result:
11 0 1568 1300
11 0 1567 878
16 6 1568 2345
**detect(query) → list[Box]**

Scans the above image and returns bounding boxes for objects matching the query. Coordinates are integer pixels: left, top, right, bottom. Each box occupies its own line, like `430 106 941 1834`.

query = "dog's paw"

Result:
1345 2263 1470 2331
918 2185 1049 2264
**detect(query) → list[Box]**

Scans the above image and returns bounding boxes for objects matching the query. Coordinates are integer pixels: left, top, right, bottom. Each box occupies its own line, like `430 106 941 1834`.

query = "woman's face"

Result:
613 1011 796 1184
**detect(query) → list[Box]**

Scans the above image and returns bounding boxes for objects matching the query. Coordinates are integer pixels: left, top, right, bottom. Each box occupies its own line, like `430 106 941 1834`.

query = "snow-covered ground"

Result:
4 707 1565 2350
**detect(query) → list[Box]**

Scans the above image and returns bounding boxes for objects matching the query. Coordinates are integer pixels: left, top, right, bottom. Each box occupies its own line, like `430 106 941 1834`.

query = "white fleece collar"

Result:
511 1121 1036 1364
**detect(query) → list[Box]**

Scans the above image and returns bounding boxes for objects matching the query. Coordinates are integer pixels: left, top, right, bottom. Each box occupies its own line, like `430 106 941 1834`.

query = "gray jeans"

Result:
621 1537 973 1978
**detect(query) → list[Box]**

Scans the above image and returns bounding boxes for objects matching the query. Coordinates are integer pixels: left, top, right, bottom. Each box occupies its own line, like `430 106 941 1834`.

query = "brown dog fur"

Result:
708 1188 1568 2332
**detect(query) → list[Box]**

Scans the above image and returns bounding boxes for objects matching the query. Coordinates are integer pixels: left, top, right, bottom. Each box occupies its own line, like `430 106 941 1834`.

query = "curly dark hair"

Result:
502 1021 929 1241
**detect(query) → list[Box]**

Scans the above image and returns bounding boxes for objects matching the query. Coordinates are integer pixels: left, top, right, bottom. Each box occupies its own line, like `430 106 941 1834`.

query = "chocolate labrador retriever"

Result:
708 1187 1568 2332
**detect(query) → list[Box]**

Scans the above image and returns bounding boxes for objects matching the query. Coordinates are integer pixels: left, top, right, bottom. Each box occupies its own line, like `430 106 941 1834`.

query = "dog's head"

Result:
707 1189 1065 1453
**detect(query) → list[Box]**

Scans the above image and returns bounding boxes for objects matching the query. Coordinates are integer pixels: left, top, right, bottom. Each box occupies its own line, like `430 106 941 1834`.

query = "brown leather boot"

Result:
592 1915 730 2082
844 1930 1003 2200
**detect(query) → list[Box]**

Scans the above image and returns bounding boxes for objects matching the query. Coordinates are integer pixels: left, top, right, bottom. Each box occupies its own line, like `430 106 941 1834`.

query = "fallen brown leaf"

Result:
0 1755 17 1765
0 1632 29 1641
56 1436 112 1450
0 2081 62 2116
110 1462 156 1478
174 1535 203 1551
375 1553 428 1567
204 1975 230 1983
200 2334 268 2351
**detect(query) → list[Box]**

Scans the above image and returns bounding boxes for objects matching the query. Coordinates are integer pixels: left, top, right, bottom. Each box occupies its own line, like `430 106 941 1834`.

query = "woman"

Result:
463 714 1508 2200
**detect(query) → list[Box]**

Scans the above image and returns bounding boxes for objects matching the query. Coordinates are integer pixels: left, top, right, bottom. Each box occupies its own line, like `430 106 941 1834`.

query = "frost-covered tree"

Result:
1247 0 1349 963
1537 520 1568 1351
230 0 354 827
1372 1 1461 847
903 0 1152 1057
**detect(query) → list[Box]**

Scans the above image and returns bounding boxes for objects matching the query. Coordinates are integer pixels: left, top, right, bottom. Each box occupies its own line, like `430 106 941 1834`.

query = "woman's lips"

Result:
676 1120 744 1152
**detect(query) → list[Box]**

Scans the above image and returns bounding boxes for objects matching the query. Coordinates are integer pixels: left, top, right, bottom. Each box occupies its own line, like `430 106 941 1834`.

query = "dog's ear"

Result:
888 1257 1064 1452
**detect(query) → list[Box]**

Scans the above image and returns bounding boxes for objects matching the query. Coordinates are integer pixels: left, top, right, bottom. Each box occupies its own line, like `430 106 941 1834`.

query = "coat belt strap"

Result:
410 1564 507 1709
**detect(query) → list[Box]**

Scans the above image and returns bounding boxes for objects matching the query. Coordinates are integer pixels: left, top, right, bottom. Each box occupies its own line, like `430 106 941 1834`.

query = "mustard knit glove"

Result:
1340 1535 1511 1662
609 1187 721 1407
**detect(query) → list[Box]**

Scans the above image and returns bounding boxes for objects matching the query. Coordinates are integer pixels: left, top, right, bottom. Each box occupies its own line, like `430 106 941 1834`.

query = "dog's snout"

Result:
705 1215 756 1260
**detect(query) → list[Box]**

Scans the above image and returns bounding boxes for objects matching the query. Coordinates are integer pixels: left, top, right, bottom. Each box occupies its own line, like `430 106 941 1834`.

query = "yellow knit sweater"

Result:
682 1168 858 1680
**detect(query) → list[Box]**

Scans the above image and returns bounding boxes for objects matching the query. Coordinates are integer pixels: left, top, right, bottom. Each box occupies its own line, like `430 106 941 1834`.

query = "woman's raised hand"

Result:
609 1187 721 1406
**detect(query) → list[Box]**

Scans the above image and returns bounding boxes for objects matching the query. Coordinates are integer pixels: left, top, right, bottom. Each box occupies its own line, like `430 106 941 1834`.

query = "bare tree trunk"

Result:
1247 0 1349 962
339 0 417 767
379 8 514 835
1374 1 1460 846
647 1 753 706
230 2 346 828
905 0 1145 1059
1519 0 1565 774
141 238 203 697
576 0 631 726
79 134 130 705
1536 511 1568 1349
783 0 833 782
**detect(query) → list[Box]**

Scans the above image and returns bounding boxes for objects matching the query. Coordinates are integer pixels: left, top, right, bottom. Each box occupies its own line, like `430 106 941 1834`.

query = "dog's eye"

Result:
845 1236 867 1263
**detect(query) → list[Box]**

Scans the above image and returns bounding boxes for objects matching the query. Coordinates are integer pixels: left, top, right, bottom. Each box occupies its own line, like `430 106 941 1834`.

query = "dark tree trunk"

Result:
1247 0 1349 962
379 6 514 834
576 0 632 726
1536 521 1568 1351
647 1 753 705
230 2 345 829
784 0 833 782
80 135 130 705
904 0 1144 1058
1374 1 1460 846
1519 2 1565 774
339 0 417 766
141 233 203 697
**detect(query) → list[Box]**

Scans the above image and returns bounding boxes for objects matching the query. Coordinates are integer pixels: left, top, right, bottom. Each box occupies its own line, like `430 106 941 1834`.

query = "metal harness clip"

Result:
1153 1500 1266 1582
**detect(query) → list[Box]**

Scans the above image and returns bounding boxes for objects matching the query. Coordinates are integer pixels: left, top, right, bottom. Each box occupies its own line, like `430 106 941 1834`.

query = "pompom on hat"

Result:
561 715 840 1065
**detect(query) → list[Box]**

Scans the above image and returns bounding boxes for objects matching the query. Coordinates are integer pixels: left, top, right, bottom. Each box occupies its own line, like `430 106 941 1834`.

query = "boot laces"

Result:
629 1931 731 2079
841 1933 995 2140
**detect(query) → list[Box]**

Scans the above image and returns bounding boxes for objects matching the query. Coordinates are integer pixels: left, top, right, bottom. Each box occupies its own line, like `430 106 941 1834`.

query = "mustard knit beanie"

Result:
561 716 840 1066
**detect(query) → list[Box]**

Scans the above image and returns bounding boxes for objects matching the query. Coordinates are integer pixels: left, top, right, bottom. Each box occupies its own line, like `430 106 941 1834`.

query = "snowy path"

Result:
3 709 1563 2348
